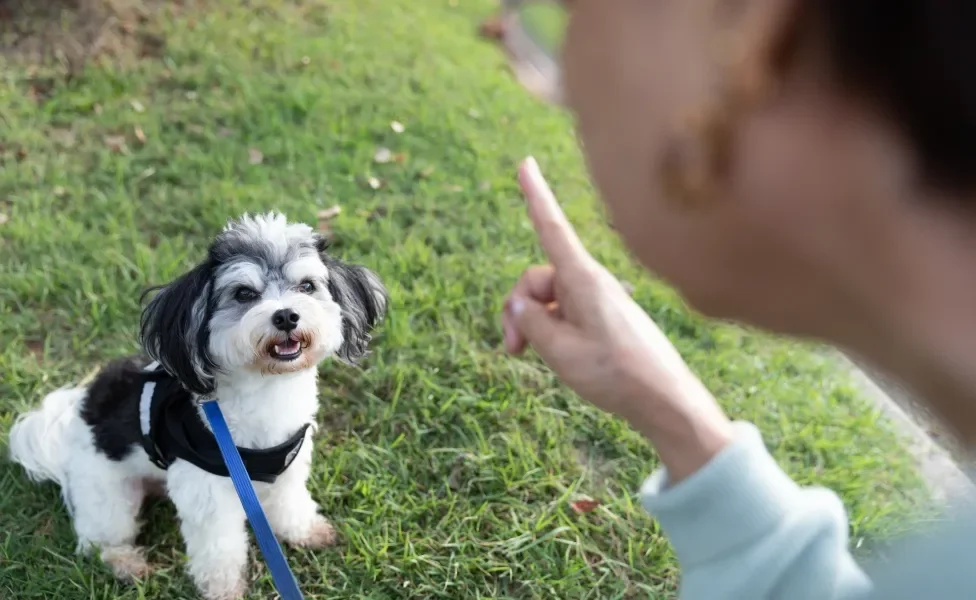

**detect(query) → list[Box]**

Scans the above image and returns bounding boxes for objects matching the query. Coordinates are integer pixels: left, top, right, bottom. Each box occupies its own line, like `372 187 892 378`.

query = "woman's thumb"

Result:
508 295 566 356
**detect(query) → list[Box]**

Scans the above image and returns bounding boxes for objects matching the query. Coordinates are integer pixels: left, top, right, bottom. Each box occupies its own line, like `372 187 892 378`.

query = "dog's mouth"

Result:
267 334 308 362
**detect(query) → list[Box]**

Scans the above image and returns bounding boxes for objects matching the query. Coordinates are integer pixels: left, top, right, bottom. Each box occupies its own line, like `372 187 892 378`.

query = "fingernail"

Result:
522 156 541 183
510 296 526 316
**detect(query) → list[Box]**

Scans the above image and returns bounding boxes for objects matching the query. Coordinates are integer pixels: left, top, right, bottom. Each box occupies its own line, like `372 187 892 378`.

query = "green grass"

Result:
0 0 929 598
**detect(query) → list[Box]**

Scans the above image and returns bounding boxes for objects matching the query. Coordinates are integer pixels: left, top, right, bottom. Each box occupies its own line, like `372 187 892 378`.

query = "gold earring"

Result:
659 5 796 210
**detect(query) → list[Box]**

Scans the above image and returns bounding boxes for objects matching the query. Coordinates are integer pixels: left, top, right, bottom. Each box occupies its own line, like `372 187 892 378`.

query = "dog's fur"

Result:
9 213 387 600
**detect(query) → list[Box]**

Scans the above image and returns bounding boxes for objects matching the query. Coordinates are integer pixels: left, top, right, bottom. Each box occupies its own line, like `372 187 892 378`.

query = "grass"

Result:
0 0 930 598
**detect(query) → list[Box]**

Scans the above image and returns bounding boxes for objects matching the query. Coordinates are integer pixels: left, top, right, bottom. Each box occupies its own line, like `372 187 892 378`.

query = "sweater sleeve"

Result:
639 422 873 600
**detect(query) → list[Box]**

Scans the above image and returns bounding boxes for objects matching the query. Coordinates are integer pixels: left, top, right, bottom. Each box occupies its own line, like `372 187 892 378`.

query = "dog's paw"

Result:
289 515 337 549
202 582 246 600
101 545 152 583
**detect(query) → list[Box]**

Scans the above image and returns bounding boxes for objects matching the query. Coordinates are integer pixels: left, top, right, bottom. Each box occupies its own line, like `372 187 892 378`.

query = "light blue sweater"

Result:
639 422 976 599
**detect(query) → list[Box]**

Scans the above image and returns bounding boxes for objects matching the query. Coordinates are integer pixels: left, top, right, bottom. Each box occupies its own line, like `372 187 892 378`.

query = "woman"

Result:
497 1 976 598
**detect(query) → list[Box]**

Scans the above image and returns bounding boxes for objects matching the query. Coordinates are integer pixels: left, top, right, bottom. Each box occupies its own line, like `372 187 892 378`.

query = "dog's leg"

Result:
68 454 151 582
260 441 336 548
167 462 248 600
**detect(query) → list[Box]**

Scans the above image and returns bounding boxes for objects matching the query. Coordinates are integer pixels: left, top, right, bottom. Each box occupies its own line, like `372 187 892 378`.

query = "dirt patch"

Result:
0 0 167 75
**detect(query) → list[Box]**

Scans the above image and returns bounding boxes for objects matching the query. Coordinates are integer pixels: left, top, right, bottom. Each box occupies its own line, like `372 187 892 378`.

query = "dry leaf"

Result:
134 126 147 145
373 147 393 164
104 135 126 152
16 147 28 161
417 166 435 179
367 206 389 222
248 148 264 165
26 339 44 359
317 205 342 221
0 213 8 225
391 120 405 133
479 16 505 40
570 499 601 514
130 99 145 113
51 128 76 148
367 176 382 190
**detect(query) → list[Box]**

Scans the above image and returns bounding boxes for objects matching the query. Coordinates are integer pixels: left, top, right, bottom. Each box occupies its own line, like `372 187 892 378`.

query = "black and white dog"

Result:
9 213 387 600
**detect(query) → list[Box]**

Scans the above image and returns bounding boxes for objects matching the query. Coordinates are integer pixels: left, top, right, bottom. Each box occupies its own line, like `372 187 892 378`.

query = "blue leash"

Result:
201 400 304 600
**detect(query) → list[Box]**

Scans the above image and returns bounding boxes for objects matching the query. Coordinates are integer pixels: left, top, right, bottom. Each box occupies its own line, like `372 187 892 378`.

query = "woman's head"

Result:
506 1 976 344
501 0 976 436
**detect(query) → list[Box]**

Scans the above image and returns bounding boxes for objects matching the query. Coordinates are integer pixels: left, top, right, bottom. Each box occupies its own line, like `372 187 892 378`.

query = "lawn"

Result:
0 0 928 598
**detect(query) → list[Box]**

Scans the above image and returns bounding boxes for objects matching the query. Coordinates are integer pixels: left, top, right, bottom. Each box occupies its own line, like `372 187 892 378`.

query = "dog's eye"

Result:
234 287 259 303
299 280 316 294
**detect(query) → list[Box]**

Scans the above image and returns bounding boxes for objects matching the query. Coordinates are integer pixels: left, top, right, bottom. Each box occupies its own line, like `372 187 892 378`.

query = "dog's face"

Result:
140 213 388 394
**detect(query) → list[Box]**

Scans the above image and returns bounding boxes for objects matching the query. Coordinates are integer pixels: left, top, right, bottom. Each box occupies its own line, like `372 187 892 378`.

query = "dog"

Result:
9 212 388 600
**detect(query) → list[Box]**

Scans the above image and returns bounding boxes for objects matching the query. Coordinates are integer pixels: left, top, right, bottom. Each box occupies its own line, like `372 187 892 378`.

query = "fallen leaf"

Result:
479 16 505 40
16 147 28 161
51 128 76 148
0 213 8 225
134 126 147 145
26 339 44 359
248 148 264 165
373 147 393 164
104 135 126 153
130 99 146 113
317 205 342 221
367 206 388 222
367 176 382 190
417 166 436 179
570 499 601 514
34 517 54 537
390 120 405 133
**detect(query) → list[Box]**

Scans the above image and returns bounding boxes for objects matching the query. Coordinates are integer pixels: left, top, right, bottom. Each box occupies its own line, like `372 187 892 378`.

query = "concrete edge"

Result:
839 353 975 506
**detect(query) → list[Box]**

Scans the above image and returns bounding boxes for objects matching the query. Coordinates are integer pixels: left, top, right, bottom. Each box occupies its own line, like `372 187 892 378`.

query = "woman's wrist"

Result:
622 380 735 485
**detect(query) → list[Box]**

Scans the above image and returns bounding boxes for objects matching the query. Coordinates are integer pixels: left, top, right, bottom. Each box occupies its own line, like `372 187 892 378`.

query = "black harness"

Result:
139 364 310 484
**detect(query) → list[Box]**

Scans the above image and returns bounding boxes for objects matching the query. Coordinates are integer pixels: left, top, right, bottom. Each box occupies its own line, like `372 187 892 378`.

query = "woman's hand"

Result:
503 157 735 482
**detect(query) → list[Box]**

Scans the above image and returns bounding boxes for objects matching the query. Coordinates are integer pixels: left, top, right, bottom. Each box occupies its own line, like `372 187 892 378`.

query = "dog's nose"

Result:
271 308 300 332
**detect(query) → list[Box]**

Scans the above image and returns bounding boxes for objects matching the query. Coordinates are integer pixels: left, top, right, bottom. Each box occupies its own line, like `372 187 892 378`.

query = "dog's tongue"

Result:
274 339 300 356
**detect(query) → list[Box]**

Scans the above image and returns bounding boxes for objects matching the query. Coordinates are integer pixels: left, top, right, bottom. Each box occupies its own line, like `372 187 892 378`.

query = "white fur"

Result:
6 213 366 600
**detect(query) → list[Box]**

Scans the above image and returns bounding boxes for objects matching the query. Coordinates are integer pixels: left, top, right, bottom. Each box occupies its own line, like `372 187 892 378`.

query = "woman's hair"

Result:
823 2 976 193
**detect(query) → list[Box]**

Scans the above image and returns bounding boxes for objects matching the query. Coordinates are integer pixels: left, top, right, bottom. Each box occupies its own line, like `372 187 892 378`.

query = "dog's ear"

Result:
139 261 217 395
324 255 389 364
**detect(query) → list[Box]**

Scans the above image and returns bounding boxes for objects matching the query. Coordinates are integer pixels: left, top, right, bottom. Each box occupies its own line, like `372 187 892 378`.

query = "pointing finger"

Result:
519 157 592 269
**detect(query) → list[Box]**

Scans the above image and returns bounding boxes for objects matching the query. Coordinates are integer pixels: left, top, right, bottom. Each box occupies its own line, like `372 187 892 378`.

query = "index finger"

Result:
519 157 591 268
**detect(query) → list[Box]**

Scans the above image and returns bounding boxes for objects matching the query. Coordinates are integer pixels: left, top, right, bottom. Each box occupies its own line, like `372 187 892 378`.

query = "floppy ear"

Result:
139 261 217 395
324 255 389 364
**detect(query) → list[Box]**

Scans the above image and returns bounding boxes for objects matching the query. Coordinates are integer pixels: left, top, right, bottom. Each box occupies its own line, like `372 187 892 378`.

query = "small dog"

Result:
9 213 388 600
